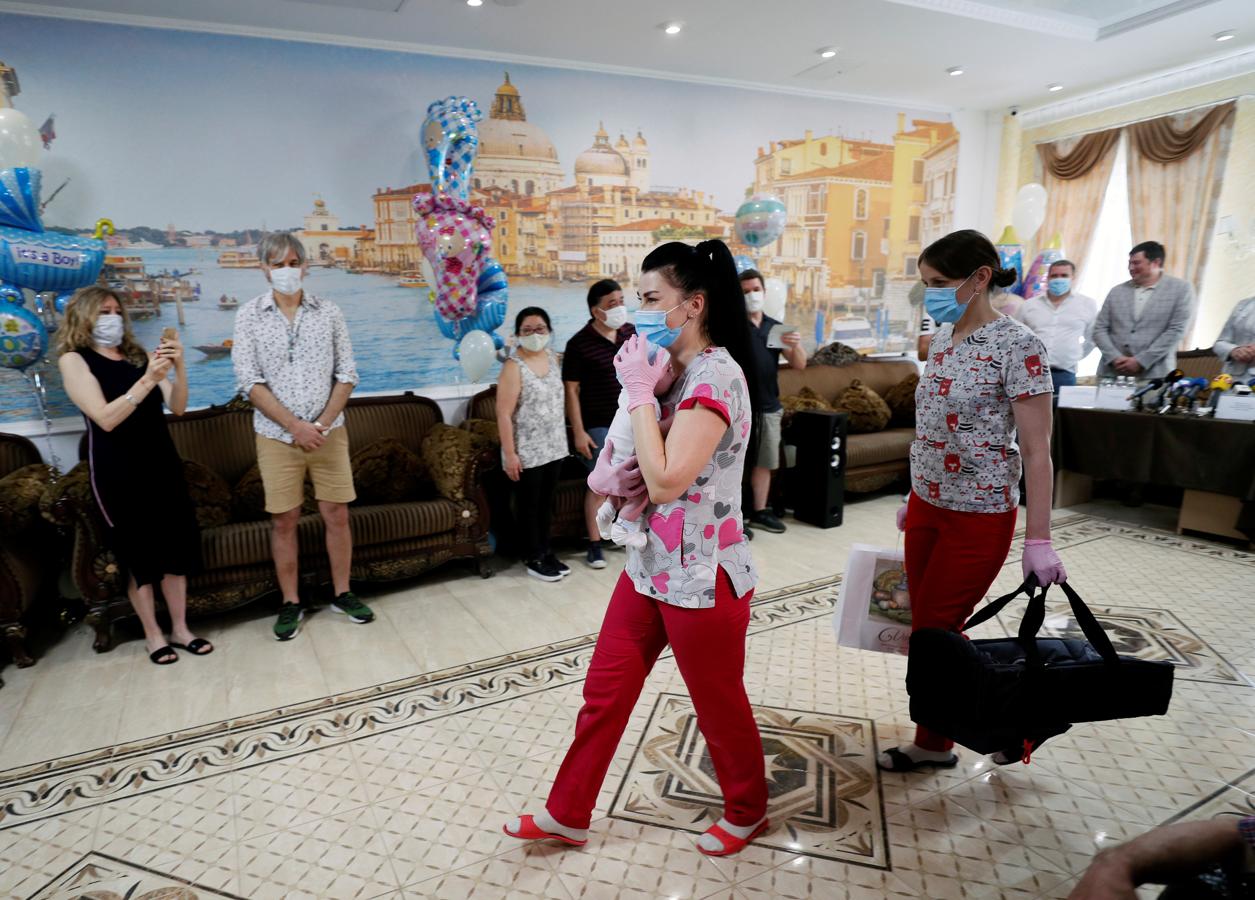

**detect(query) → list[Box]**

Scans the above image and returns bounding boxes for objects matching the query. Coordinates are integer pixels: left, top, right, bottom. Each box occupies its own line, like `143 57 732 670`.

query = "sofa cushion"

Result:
778 359 919 407
0 463 54 536
232 465 317 522
781 386 834 414
882 373 920 427
834 379 892 434
421 424 489 501
808 342 861 367
846 428 915 470
183 460 233 528
352 438 431 504
463 418 500 447
39 462 92 527
200 499 463 569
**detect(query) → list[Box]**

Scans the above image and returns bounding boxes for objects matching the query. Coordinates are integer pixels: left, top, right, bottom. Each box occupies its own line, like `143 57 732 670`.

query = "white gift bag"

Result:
835 543 911 655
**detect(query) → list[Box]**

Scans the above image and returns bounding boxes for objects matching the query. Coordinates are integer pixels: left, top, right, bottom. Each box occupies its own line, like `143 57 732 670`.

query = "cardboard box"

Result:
1177 489 1247 542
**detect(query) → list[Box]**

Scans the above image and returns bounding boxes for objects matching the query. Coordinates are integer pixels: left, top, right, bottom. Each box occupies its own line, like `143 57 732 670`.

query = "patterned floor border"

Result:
1 512 1248 833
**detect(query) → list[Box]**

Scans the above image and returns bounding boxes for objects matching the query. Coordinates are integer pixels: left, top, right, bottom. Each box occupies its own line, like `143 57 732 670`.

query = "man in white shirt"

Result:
1013 259 1097 395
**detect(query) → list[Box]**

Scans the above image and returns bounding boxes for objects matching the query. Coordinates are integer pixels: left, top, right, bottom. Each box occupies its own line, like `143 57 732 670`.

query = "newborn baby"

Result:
591 347 676 548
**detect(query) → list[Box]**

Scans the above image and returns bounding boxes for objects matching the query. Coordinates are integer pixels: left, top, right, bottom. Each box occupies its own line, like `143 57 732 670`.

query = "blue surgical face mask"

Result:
1047 277 1071 298
923 271 976 324
633 300 688 348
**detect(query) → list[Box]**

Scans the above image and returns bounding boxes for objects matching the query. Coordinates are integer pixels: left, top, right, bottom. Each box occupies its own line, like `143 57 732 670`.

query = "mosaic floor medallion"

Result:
610 693 889 869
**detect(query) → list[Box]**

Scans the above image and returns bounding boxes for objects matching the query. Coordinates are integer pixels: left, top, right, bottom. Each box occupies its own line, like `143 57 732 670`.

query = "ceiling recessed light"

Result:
946 66 964 77
662 21 683 35
466 0 483 6
1048 83 1063 92
818 47 838 58
1214 30 1235 41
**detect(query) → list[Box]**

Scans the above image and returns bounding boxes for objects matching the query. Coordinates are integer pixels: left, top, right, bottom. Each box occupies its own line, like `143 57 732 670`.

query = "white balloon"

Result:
763 277 787 321
1016 182 1048 210
0 108 42 169
459 329 496 382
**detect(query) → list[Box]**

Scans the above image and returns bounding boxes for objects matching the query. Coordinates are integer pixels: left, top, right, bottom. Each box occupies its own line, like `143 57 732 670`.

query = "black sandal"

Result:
170 638 214 656
148 645 178 665
877 746 959 772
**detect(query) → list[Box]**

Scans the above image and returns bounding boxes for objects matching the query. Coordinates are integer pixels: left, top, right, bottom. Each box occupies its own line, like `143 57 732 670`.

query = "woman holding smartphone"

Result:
58 286 209 665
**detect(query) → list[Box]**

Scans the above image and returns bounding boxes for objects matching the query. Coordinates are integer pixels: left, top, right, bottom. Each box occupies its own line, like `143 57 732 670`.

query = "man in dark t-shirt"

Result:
741 269 805 534
562 278 634 569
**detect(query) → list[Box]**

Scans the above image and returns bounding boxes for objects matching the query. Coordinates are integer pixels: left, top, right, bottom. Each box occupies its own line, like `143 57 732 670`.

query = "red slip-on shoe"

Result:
697 818 770 857
502 814 587 847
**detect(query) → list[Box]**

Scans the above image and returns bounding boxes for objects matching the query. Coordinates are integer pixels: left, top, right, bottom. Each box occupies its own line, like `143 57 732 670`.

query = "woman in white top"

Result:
496 306 570 583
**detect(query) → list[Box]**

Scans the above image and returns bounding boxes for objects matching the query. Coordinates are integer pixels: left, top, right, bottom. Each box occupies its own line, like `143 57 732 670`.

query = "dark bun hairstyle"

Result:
919 229 1017 289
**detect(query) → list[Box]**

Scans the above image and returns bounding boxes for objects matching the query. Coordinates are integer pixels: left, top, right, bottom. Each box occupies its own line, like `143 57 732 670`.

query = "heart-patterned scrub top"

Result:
625 347 758 608
910 315 1053 514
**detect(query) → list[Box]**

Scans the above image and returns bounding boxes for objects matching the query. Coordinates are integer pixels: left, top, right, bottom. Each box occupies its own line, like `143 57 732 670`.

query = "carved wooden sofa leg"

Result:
3 623 34 668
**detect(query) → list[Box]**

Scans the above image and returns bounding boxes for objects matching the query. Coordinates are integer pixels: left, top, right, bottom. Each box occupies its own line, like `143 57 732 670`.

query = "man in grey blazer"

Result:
1091 241 1196 380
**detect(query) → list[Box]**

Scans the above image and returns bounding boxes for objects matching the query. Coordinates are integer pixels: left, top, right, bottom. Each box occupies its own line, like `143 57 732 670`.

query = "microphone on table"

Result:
1128 377 1164 408
1203 374 1234 415
1179 377 1209 409
1157 378 1192 414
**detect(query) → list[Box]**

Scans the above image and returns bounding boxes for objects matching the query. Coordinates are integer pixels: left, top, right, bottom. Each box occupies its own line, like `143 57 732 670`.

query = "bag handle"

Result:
961 577 1037 632
965 578 1121 668
1015 580 1120 667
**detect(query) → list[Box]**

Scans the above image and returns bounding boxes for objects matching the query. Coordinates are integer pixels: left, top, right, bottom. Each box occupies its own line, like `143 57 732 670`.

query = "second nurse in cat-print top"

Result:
505 239 770 857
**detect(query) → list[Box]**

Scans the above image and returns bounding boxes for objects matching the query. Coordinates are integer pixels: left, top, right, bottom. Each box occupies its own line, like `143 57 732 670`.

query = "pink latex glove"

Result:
614 335 672 412
587 439 645 499
896 503 908 532
1023 539 1067 585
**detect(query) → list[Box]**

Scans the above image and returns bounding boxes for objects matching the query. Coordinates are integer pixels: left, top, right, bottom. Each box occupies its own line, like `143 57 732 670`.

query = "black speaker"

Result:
784 410 847 529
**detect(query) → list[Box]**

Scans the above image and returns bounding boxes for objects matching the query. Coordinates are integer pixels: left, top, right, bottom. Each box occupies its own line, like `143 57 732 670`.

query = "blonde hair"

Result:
57 286 148 366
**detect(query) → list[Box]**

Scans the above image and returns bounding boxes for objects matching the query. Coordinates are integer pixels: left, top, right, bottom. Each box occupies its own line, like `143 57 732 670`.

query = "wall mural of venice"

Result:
0 13 956 424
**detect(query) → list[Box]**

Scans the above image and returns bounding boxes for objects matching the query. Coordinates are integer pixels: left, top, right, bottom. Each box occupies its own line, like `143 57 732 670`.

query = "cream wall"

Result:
993 72 1255 346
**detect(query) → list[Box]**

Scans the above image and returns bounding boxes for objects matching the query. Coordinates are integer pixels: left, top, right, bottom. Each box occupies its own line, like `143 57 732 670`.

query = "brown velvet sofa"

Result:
44 393 494 652
0 433 60 676
465 385 589 547
778 358 919 493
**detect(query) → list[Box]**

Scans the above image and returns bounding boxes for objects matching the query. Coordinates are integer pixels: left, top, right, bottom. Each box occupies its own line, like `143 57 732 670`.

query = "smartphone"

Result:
161 326 178 343
766 324 790 350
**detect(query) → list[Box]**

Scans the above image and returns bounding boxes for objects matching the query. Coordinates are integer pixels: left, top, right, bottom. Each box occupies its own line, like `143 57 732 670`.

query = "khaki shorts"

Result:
755 409 784 470
255 427 356 514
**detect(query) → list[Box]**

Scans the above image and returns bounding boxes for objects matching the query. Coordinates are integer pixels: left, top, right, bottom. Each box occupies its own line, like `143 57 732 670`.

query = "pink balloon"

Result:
413 193 494 323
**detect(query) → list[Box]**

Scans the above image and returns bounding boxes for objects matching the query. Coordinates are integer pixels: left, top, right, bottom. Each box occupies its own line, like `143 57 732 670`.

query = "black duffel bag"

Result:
906 578 1175 758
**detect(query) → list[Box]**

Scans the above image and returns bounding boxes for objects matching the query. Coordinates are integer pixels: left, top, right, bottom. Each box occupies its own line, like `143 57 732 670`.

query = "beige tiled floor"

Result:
0 493 1251 899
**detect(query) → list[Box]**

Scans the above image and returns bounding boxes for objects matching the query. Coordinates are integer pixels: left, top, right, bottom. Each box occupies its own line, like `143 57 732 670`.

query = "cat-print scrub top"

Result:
625 347 757 608
911 316 1053 513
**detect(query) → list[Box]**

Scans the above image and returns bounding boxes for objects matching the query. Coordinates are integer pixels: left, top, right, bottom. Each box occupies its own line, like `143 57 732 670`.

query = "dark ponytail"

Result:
920 229 1017 289
640 240 760 423
642 241 762 511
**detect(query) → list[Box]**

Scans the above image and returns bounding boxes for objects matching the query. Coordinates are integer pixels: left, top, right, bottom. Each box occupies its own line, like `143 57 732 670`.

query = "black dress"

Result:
81 349 200 588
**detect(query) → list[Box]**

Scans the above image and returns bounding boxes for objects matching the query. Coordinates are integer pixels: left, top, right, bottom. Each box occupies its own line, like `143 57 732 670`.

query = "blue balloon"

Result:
0 168 43 232
733 255 755 275
53 291 73 314
468 287 507 334
0 288 50 371
0 225 108 293
477 258 508 295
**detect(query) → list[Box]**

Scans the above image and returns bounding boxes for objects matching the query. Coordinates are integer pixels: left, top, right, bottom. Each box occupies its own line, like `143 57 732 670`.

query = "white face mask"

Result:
93 314 125 348
269 266 303 295
600 305 627 329
744 290 765 313
519 333 550 352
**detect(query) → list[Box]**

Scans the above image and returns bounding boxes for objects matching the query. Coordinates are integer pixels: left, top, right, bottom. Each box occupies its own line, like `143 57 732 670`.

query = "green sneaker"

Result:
273 603 304 641
331 592 374 624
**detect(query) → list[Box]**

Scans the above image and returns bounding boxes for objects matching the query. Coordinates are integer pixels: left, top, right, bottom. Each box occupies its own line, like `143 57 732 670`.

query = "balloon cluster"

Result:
997 183 1064 299
734 194 787 249
413 96 506 380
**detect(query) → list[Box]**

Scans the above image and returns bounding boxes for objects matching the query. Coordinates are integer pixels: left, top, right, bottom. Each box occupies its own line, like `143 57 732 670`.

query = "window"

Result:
500 210 509 221
503 244 509 256
883 216 891 237
908 216 921 242
474 178 481 190
780 158 792 175
912 159 925 184
807 185 825 215
808 230 820 258
851 230 866 261
872 269 886 298
511 179 519 193
501 227 508 236
904 255 918 276
525 180 535 195
321 224 328 231
854 188 868 220
820 143 828 156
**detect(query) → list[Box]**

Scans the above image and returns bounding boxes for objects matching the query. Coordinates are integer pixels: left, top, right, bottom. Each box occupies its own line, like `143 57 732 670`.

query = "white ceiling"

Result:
1 0 1252 112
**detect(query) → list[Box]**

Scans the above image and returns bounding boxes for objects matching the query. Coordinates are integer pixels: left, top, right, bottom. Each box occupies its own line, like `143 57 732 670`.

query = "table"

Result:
1052 408 1255 542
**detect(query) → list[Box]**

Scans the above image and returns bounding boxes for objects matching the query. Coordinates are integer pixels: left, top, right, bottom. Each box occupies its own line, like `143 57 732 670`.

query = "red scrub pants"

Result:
546 569 768 830
904 491 1017 752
